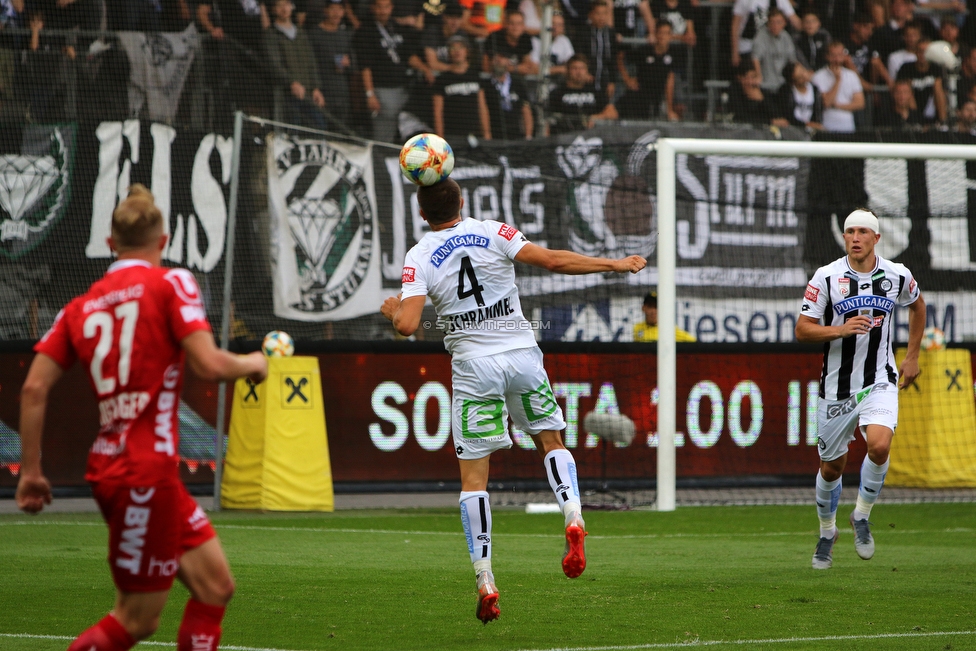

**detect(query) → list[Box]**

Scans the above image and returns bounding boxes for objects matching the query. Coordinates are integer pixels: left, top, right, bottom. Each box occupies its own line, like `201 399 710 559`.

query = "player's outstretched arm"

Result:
514 243 646 275
181 330 268 384
17 353 62 514
899 293 926 389
381 294 426 337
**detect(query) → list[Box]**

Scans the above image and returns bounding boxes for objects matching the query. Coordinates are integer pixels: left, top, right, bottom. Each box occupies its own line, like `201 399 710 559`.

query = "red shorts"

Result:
92 481 216 593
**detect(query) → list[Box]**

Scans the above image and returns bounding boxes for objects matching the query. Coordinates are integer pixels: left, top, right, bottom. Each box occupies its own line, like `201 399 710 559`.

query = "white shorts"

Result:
451 346 567 460
816 382 898 462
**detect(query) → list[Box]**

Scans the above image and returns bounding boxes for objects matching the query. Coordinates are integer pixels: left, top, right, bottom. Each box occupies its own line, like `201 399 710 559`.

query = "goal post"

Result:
654 138 976 512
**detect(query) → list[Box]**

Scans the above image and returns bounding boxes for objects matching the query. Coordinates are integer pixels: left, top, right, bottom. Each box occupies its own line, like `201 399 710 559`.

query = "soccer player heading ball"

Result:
796 208 925 570
17 185 268 650
381 178 646 623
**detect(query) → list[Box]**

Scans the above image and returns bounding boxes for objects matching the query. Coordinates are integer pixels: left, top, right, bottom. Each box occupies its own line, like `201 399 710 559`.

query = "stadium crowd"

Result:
1 0 976 138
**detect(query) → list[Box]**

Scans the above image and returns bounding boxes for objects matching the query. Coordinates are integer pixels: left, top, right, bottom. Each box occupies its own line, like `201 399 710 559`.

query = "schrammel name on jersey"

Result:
441 297 516 333
832 295 895 316
430 234 490 267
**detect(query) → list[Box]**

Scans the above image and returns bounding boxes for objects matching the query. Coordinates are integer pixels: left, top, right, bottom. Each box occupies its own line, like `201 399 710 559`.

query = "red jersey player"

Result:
16 185 268 651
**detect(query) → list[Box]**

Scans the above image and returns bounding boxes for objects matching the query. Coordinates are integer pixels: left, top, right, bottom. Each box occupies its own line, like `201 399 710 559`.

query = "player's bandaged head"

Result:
417 178 462 225
112 183 164 248
844 209 880 234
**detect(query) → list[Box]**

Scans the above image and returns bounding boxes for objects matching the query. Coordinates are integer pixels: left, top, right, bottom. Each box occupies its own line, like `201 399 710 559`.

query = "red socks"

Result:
177 599 226 651
66 600 224 651
67 614 135 651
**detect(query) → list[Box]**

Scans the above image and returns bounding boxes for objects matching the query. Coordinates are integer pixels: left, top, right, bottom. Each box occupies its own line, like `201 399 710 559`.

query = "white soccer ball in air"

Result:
920 326 946 352
262 330 295 357
925 41 958 70
399 133 455 186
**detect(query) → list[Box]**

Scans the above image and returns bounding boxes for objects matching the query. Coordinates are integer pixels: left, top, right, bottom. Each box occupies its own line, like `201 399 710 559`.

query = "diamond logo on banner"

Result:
0 126 74 260
270 135 376 316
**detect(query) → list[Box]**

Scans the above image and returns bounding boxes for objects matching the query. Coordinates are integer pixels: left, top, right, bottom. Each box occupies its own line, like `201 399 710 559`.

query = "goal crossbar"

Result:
653 138 976 511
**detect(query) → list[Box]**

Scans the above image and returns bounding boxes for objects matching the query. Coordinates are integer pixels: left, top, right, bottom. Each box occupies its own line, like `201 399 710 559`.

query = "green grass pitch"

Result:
1 503 974 651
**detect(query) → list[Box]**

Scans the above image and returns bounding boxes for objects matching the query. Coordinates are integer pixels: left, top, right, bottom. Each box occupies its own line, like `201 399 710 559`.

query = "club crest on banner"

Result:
0 126 74 260
557 133 656 260
269 134 380 321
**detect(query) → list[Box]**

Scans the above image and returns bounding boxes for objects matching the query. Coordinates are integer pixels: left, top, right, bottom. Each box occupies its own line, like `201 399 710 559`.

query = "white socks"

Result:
459 491 492 570
544 449 582 524
815 471 842 538
854 457 889 520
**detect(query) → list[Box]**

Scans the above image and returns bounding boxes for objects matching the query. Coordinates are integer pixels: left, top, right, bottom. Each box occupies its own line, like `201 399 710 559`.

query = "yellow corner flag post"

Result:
222 356 334 510
889 348 976 488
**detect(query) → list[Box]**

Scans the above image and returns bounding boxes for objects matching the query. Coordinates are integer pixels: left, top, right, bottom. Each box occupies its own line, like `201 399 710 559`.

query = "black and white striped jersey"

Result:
800 255 921 401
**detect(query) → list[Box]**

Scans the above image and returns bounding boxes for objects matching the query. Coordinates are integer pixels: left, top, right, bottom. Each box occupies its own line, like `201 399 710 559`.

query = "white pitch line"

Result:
0 520 972 541
3 629 973 651
0 633 310 651
516 630 976 651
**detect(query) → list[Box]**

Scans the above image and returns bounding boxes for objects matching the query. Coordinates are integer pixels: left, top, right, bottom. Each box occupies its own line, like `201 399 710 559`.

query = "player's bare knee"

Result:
866 445 890 465
213 575 235 605
533 430 566 457
119 613 161 641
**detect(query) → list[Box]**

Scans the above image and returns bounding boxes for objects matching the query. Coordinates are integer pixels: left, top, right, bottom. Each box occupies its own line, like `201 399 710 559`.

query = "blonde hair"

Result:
111 184 163 250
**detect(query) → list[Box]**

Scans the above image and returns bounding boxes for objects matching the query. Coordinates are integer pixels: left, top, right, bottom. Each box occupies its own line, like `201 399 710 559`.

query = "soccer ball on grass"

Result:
399 133 455 186
920 326 945 352
262 330 295 357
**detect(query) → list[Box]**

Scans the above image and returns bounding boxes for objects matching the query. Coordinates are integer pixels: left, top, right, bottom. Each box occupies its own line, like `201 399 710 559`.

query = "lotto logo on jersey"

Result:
804 284 819 302
498 224 518 241
402 267 416 283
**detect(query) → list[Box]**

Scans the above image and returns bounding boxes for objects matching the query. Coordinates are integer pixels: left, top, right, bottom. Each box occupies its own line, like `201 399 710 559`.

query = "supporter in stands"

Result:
939 16 961 58
633 292 696 342
651 0 695 47
0 0 27 52
650 0 694 84
519 0 543 35
459 0 504 38
392 0 425 30
877 77 925 127
842 13 874 91
869 0 934 87
729 60 778 124
310 0 355 129
616 21 679 120
896 31 947 124
483 50 534 138
885 19 922 84
752 8 797 92
433 35 492 140
423 1 465 71
484 10 538 75
812 40 864 131
613 0 655 43
356 0 418 142
957 47 976 107
198 0 271 117
956 99 976 133
23 8 74 121
547 53 618 134
731 0 799 70
795 10 830 71
265 0 327 128
571 1 617 99
530 11 574 76
818 0 857 43
774 61 824 129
